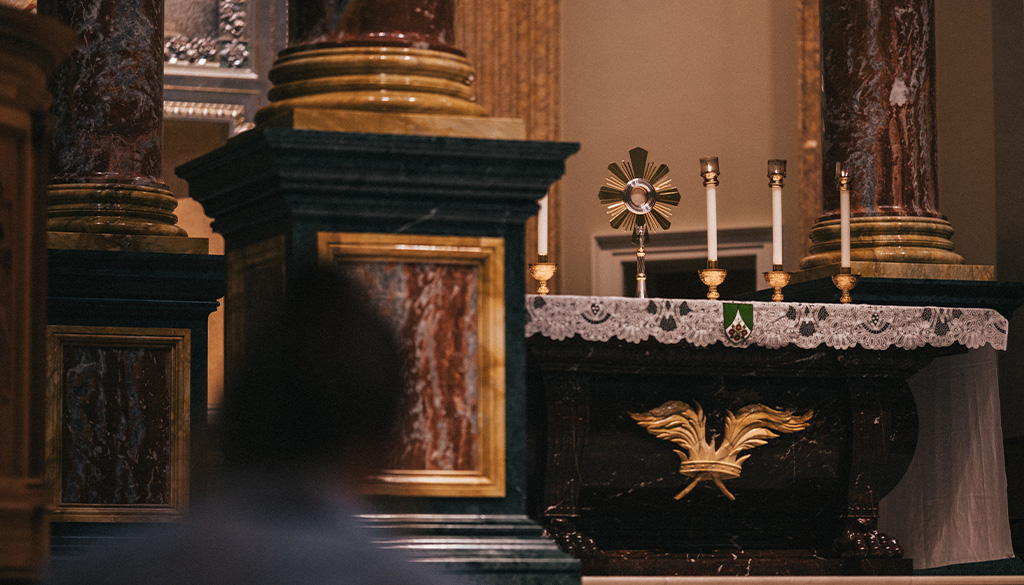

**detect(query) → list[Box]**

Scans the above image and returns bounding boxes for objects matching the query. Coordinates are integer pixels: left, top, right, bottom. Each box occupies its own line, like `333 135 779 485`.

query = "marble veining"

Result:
288 0 460 54
61 345 171 504
346 260 479 472
42 0 166 188
820 0 939 219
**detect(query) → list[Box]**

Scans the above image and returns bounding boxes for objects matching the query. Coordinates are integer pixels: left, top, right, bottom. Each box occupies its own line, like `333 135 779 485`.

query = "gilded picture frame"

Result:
46 325 191 522
318 232 506 498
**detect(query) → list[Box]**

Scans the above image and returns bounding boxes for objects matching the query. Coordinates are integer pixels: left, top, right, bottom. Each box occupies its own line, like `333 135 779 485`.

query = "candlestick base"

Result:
529 255 557 295
831 267 859 304
763 267 791 302
698 260 727 300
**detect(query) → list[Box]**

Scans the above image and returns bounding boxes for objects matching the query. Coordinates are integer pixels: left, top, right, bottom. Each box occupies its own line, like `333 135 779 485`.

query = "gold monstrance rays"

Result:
599 147 681 232
599 147 681 298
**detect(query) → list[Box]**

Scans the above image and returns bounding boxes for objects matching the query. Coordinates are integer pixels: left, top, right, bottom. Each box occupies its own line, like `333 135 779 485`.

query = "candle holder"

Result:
831 266 859 304
698 259 727 300
763 265 791 302
529 254 557 295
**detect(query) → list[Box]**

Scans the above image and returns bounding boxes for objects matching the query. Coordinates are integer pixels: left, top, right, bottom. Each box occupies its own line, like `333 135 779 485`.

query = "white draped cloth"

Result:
526 295 1013 570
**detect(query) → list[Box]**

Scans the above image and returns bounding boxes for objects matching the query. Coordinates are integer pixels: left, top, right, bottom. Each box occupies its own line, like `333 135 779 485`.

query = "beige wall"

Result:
560 0 801 294
935 0 998 267
559 0 1001 294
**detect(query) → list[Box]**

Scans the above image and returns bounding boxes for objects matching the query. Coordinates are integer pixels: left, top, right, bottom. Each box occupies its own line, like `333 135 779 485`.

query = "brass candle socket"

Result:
529 254 557 295
698 259 727 300
763 265 791 302
831 266 859 304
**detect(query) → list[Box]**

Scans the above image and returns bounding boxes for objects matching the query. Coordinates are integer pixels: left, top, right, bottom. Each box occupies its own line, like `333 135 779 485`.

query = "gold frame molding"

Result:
45 325 191 522
317 232 506 498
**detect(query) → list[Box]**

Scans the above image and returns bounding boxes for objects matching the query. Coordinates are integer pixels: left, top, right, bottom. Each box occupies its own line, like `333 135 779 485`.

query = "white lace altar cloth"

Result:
525 295 1008 351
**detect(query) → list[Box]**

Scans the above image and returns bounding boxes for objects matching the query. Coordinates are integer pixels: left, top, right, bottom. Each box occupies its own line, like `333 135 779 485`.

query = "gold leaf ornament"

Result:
629 401 813 501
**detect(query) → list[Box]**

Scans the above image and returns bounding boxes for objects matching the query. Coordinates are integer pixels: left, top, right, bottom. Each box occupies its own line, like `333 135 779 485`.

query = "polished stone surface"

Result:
527 336 937 575
40 0 166 188
178 129 580 584
744 277 1024 319
347 261 480 472
794 262 996 284
264 107 526 139
820 0 939 219
59 346 172 505
288 0 460 54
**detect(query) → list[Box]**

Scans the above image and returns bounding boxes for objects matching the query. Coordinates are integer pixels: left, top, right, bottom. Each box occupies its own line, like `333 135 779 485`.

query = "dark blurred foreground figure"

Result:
47 266 452 585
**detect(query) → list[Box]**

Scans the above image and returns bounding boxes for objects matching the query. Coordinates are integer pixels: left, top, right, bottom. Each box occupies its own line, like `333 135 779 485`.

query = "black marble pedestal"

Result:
526 335 959 576
47 249 224 561
177 129 580 585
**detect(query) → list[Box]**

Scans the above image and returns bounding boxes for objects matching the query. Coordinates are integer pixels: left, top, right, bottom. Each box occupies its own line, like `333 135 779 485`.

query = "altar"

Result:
524 295 1012 576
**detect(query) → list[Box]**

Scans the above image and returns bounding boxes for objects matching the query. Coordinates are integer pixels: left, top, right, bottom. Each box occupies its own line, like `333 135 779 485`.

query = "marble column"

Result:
256 0 526 139
0 7 74 579
800 0 979 276
39 0 202 253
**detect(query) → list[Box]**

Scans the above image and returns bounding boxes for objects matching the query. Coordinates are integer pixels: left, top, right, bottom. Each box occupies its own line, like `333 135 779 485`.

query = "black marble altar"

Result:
526 335 957 576
742 278 1024 319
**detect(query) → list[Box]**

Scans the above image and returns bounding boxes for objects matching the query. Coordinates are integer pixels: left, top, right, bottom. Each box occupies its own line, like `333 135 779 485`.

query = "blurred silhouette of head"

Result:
220 265 404 480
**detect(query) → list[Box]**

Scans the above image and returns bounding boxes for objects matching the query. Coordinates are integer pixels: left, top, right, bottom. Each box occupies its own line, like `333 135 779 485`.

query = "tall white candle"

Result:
772 185 783 266
537 194 549 256
840 185 851 268
706 184 718 262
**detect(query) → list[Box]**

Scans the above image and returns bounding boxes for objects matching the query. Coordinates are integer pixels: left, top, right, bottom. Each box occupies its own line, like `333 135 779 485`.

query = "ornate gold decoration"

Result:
698 260 727 300
599 147 681 233
630 401 813 501
763 266 791 302
832 266 859 303
529 255 557 295
599 147 681 298
256 46 487 125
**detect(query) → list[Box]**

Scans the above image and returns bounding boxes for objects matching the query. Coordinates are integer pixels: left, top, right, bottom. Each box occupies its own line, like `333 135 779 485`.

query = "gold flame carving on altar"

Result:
629 401 813 501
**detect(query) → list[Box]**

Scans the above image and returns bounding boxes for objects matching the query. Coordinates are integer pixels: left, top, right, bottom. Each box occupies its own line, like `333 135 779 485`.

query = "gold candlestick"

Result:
831 266 859 303
529 254 557 295
763 265 791 302
698 259 727 300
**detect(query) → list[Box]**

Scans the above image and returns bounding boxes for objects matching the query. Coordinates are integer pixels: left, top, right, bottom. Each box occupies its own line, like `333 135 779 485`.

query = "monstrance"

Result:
599 147 681 298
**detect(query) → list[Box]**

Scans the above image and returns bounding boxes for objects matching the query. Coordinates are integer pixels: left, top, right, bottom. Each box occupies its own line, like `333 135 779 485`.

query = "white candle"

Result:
772 185 783 266
840 184 851 268
538 194 549 257
706 184 718 262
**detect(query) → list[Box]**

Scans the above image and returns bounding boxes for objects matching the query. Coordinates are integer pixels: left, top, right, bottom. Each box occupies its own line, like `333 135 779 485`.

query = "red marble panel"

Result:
61 346 171 504
345 260 480 472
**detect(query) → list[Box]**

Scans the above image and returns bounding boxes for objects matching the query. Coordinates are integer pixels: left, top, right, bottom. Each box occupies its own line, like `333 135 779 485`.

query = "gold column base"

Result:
529 256 557 295
256 46 488 126
763 266 791 302
47 232 209 254
47 183 186 237
832 267 860 304
791 261 995 283
800 216 964 269
262 107 525 140
698 260 727 300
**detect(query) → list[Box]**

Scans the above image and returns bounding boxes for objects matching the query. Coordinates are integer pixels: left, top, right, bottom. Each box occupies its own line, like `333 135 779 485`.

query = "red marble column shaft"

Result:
288 0 462 55
820 0 940 219
39 0 166 189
